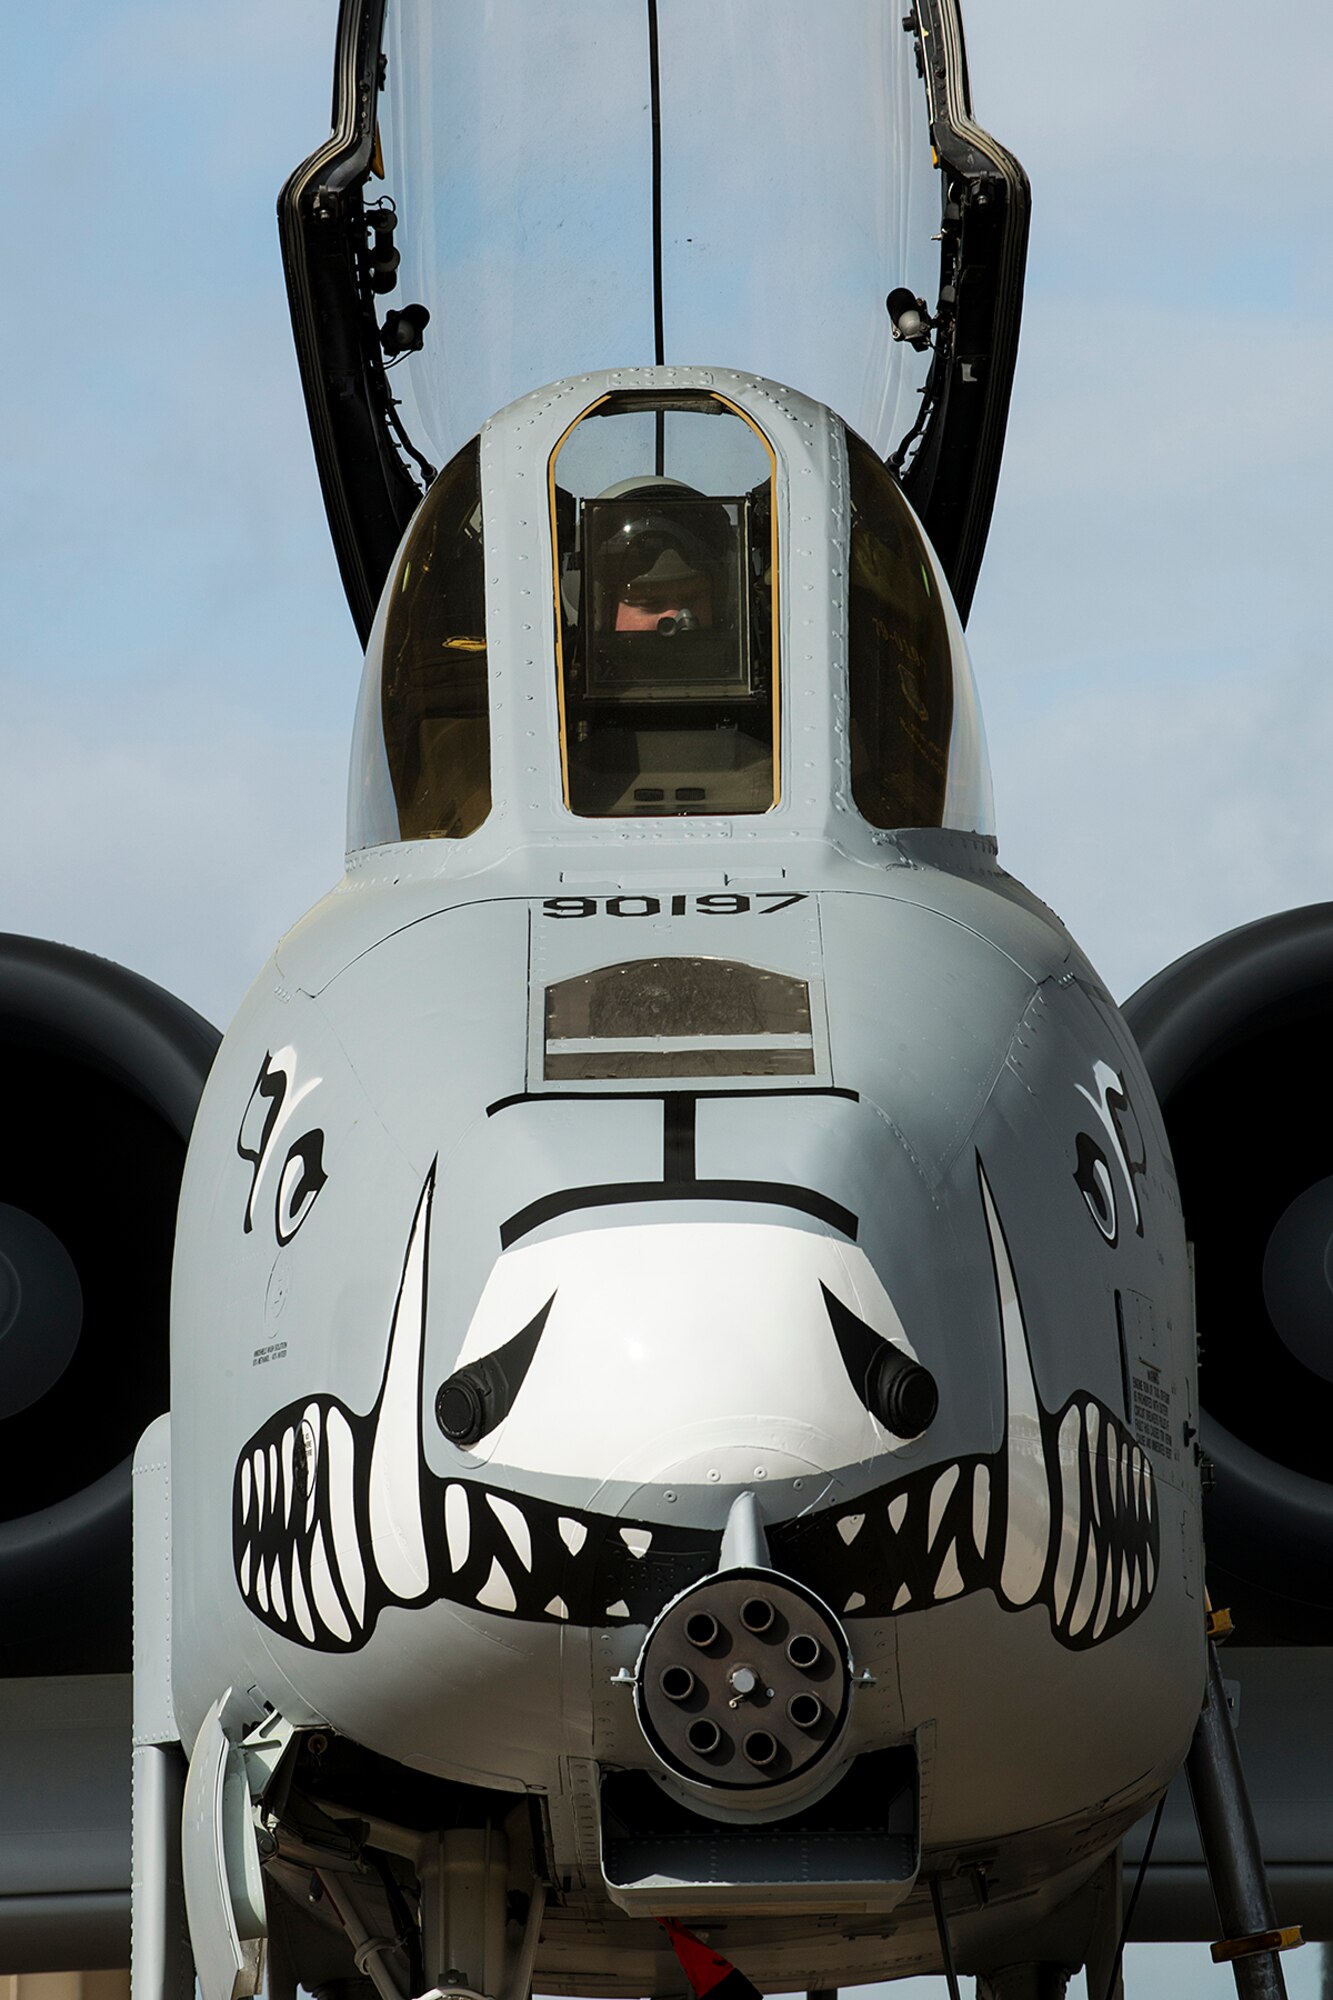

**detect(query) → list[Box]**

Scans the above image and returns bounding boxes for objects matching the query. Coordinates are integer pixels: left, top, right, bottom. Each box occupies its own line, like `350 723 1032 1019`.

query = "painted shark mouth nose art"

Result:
232 1158 1159 1653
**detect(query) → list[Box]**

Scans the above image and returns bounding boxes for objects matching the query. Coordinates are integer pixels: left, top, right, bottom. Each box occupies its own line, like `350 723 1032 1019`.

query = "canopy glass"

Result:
282 0 1027 638
375 0 939 473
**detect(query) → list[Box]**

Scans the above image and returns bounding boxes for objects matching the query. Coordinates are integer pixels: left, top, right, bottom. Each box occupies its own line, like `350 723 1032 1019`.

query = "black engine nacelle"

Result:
0 936 218 1673
1125 903 1333 1640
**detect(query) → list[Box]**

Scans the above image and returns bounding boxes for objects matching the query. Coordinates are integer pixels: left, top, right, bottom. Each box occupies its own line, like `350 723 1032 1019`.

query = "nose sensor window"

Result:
550 393 777 817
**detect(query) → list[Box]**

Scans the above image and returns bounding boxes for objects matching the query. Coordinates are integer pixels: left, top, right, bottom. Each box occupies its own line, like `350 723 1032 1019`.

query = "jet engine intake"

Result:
633 1566 851 1799
1125 903 1333 1638
0 936 218 1672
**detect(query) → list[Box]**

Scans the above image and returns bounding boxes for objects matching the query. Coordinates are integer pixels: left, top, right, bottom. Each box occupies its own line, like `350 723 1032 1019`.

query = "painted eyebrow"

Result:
822 1284 938 1440
500 1181 856 1249
434 1294 555 1449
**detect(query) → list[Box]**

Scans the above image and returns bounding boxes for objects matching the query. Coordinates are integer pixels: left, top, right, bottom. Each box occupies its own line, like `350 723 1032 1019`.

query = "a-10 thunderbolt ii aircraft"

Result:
3 4 1330 2000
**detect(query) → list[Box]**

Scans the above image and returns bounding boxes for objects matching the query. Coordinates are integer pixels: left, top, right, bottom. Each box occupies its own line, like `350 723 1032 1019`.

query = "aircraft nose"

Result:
629 1441 828 1485
608 1436 835 1523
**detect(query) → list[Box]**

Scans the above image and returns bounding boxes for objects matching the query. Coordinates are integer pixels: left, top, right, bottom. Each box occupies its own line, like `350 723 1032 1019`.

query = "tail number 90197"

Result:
541 893 806 919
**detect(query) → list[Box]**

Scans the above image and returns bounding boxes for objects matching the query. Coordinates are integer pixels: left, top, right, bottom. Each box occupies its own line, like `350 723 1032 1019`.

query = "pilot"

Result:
590 484 731 640
613 545 714 632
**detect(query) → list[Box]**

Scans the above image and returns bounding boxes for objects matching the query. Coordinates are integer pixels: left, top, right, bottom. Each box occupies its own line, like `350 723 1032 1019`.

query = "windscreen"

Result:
846 429 954 829
374 438 491 841
374 0 940 472
552 394 777 818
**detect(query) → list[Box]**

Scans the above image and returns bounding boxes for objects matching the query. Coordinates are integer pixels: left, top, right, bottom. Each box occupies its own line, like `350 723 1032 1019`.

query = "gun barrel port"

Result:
660 1665 696 1703
633 1567 850 1793
743 1729 779 1767
684 1611 720 1650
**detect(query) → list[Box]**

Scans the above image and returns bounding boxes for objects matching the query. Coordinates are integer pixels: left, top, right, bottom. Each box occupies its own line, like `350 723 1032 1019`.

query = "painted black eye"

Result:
276 1131 327 1245
435 1293 554 1448
1074 1132 1117 1245
821 1283 938 1439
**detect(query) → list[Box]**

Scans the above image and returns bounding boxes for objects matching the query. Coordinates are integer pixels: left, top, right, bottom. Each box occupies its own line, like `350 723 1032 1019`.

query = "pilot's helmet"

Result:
588 478 737 637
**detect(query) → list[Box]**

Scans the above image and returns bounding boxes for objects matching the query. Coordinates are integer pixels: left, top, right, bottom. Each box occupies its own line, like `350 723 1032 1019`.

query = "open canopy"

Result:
283 0 1028 642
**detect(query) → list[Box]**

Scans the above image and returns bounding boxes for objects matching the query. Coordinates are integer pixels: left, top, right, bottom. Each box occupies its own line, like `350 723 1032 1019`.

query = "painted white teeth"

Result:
545 1596 570 1619
1092 1558 1114 1640
933 1536 964 1600
241 1459 252 1526
280 1426 295 1527
558 1516 587 1555
254 1448 266 1520
928 1464 959 1547
1067 1514 1099 1638
444 1484 471 1572
489 1494 532 1570
302 1406 321 1530
835 1395 1162 1637
1053 1406 1083 1623
256 1559 269 1614
268 1443 279 1510
477 1559 517 1613
326 1406 366 1624
269 1555 287 1624
290 1554 315 1643
605 1598 630 1618
619 1526 652 1559
309 1523 352 1644
240 1542 252 1594
972 1462 990 1554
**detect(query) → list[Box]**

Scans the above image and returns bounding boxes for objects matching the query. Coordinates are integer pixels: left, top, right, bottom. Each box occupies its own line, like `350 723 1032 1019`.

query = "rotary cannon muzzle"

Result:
660 1665 696 1703
684 1610 720 1650
633 1567 851 1793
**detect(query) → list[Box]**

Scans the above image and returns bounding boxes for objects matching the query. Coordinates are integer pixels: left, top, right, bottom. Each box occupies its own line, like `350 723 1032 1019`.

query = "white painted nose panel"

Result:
444 1220 922 1484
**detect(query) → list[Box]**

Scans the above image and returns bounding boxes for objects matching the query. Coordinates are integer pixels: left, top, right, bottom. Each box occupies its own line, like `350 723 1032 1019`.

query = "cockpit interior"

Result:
354 386 967 848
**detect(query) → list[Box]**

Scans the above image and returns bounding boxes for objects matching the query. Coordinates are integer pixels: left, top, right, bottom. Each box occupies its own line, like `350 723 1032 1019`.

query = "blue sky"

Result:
3 5 1330 1990
965 1 1333 1006
1 1 356 1011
